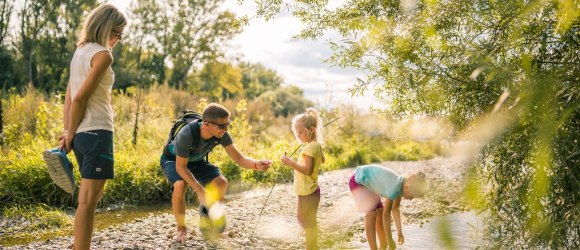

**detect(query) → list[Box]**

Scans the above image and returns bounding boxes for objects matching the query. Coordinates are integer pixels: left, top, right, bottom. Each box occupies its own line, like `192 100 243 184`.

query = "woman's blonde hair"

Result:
77 4 127 48
291 108 324 144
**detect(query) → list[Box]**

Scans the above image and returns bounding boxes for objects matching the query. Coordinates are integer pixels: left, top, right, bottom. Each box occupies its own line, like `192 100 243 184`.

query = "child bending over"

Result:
349 165 427 250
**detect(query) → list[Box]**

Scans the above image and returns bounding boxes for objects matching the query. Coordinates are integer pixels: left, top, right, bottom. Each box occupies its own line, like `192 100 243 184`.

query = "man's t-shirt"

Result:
354 165 404 200
294 141 324 195
168 121 233 162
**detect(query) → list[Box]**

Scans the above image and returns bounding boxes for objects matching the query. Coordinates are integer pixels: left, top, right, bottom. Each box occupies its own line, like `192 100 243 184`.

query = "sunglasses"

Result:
112 30 123 40
206 121 230 129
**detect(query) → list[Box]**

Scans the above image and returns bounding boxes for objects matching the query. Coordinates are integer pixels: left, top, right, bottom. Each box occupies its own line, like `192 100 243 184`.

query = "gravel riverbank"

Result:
5 157 471 249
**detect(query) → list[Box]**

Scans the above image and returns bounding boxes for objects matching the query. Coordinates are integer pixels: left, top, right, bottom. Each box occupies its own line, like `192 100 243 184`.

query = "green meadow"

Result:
0 85 436 237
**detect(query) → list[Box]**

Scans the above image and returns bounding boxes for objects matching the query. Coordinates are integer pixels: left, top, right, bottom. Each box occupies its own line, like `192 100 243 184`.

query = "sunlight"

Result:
256 216 301 242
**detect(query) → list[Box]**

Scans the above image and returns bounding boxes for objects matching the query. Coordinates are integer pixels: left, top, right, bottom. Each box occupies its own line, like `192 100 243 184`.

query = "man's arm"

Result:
175 155 206 205
392 197 404 245
383 198 396 249
224 144 271 171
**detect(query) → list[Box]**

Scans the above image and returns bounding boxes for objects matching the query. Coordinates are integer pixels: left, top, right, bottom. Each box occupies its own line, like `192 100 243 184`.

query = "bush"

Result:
0 85 437 210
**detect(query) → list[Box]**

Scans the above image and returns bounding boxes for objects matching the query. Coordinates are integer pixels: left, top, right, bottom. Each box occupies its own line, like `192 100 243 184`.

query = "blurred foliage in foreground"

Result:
247 0 579 248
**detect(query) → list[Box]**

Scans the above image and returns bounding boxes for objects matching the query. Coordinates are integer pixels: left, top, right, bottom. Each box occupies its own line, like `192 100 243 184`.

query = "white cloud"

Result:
112 0 381 111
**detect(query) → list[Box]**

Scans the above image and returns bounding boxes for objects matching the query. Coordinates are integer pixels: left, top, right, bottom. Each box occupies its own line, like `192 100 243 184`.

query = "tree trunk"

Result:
132 87 142 147
0 82 5 146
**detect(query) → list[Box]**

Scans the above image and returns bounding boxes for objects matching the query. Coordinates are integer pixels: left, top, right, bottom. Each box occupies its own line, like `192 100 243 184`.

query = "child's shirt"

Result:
294 141 323 195
354 165 404 200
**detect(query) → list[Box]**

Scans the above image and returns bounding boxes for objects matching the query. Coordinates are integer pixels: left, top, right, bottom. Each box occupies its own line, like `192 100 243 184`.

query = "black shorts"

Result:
160 156 222 187
73 130 114 179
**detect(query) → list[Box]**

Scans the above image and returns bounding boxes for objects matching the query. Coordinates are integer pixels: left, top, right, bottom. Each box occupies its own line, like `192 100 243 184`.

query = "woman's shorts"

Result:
73 130 114 179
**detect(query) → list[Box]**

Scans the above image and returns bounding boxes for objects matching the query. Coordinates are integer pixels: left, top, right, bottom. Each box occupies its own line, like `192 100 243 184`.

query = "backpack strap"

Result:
162 120 201 161
189 120 222 162
163 120 222 162
188 120 202 153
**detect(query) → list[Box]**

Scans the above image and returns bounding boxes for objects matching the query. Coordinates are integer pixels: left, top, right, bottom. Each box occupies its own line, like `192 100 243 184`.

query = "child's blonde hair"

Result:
77 4 127 48
291 108 324 144
406 171 428 198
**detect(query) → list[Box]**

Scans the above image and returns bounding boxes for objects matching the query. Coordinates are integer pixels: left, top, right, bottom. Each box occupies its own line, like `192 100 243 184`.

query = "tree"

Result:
239 62 283 99
16 0 96 92
247 0 579 248
129 0 240 89
0 0 16 89
259 85 313 117
127 0 167 86
0 0 13 46
197 60 243 100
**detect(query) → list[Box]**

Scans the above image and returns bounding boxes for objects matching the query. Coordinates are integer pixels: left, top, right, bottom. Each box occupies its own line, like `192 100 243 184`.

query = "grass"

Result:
0 85 438 245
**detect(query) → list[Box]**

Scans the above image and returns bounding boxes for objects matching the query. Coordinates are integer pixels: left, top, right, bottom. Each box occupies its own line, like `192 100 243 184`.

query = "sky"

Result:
108 0 381 111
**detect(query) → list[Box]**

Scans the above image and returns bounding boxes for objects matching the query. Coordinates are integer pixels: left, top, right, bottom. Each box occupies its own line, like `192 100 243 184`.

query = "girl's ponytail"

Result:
305 108 323 144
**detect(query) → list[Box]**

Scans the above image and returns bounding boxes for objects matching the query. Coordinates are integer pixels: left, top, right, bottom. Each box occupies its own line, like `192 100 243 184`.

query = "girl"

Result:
350 165 427 250
59 4 126 249
281 108 325 250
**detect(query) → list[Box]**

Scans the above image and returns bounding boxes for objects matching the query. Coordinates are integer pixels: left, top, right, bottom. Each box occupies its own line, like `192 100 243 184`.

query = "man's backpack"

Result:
166 110 203 144
162 110 220 161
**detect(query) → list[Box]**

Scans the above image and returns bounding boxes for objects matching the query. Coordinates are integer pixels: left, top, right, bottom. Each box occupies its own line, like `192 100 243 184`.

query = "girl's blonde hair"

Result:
77 4 127 48
291 108 324 144
406 171 428 198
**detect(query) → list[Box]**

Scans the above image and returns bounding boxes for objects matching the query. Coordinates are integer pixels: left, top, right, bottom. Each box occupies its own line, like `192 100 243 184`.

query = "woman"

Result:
59 4 126 249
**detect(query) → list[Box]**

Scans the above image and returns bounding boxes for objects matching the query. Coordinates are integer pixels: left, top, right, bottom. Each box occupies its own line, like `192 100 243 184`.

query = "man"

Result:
160 103 272 243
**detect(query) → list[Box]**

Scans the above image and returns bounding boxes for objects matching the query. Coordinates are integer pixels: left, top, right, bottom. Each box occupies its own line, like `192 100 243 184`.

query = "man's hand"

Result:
398 232 405 245
194 188 207 207
175 226 187 244
256 160 272 171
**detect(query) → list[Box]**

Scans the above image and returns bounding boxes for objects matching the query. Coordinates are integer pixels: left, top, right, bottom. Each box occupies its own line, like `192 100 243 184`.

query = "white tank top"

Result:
69 43 115 133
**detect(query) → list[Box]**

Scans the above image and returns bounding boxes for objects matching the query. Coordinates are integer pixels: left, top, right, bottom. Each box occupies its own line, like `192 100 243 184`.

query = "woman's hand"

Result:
58 130 68 151
64 132 74 153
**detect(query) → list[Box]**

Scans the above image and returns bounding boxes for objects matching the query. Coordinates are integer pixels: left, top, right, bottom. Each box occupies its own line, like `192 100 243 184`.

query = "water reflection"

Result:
340 211 486 249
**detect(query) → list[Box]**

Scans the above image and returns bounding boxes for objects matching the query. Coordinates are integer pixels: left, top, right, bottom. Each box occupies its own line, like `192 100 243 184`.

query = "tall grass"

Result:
0 84 437 211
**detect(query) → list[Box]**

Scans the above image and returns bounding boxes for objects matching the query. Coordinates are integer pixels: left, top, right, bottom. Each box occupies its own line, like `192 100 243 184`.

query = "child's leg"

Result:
299 188 320 250
365 210 378 250
350 173 383 250
375 208 387 250
297 195 303 228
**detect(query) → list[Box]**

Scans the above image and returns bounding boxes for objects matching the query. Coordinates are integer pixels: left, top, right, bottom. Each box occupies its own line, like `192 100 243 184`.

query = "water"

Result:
340 211 486 249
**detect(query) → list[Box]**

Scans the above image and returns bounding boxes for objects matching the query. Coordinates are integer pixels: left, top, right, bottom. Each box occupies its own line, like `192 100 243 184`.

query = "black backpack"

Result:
162 110 221 161
166 111 203 144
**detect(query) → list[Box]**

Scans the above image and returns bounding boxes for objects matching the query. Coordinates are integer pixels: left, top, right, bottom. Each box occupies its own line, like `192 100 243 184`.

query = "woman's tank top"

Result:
69 43 115 133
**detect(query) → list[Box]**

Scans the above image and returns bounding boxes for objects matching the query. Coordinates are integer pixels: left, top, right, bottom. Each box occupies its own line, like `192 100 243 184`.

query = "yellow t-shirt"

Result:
294 141 324 195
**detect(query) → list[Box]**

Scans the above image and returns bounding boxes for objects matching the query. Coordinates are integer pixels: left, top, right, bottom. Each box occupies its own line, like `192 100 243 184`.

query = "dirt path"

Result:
6 157 471 249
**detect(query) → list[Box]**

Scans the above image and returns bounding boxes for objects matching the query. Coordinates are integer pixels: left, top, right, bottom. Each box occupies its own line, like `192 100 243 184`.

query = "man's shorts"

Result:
160 156 222 187
73 130 114 179
349 173 383 212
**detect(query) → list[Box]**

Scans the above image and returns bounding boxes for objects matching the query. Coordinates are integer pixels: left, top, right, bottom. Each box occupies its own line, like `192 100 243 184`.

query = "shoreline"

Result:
2 157 473 249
